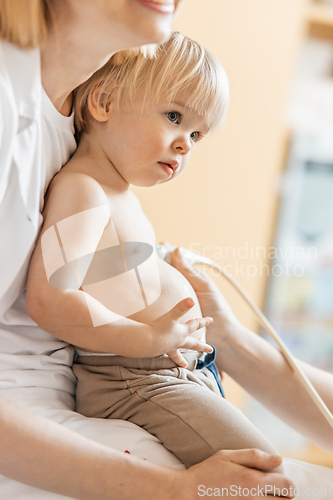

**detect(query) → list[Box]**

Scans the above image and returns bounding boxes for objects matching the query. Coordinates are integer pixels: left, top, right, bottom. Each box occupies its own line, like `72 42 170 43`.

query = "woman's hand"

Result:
171 248 240 344
177 449 295 500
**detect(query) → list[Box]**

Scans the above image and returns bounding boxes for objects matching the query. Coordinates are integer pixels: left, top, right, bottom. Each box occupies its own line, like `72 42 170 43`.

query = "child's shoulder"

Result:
44 167 108 222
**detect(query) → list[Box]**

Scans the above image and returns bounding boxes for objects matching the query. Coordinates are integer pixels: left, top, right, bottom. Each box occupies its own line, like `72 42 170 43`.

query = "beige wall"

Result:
133 0 305 330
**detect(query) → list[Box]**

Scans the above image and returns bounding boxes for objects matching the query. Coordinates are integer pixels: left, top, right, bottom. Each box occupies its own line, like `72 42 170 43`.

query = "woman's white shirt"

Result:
0 40 76 322
0 40 77 406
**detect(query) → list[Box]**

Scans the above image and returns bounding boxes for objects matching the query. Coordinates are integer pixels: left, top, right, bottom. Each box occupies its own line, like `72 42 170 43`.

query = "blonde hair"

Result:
0 0 53 49
75 31 229 135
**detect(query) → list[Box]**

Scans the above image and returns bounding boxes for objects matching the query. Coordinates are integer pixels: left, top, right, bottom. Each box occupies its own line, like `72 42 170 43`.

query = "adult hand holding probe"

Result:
158 244 333 431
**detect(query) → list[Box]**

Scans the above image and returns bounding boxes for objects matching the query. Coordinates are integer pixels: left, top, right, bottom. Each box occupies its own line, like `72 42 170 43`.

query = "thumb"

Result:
217 449 282 471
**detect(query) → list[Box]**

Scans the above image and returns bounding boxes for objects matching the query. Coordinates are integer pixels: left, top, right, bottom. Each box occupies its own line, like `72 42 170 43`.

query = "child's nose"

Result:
172 135 192 155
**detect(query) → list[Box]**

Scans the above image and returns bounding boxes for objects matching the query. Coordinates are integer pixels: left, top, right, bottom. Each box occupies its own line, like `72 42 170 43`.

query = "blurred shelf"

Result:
307 3 333 39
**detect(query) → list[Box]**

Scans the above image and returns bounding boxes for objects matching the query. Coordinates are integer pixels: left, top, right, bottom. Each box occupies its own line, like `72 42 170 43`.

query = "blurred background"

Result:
131 0 333 466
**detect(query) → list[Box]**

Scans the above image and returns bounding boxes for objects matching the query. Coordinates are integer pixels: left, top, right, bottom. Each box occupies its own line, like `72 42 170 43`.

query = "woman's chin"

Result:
128 3 175 45
137 22 173 46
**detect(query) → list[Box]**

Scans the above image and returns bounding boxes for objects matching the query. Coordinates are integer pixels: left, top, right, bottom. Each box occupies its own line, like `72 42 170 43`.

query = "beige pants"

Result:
73 354 281 469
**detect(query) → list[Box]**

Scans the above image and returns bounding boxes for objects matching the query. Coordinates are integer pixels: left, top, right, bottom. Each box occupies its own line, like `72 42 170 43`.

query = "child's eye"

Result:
167 111 181 124
190 131 202 142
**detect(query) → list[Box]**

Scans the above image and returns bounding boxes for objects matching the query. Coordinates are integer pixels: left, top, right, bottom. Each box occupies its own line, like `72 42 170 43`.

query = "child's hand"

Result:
166 349 188 367
166 340 212 368
148 297 214 367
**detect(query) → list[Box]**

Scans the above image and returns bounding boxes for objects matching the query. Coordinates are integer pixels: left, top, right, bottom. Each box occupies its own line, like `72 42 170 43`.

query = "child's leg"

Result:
74 358 283 471
116 373 282 470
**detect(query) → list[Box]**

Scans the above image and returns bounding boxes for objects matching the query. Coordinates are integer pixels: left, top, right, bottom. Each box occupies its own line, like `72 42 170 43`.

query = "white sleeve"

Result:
0 59 17 207
0 73 5 183
0 96 3 150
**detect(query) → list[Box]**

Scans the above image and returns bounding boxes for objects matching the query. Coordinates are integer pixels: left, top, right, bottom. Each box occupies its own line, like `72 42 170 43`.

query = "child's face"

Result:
99 96 208 187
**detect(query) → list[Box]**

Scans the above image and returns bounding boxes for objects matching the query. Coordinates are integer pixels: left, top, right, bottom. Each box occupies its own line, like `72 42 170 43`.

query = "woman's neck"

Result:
40 2 135 116
41 34 113 116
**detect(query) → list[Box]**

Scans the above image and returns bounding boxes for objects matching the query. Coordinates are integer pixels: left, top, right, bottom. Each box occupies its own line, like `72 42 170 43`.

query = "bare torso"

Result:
102 186 203 327
51 159 204 342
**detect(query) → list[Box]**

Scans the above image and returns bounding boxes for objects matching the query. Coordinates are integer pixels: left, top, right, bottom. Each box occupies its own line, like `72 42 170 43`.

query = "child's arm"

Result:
26 173 212 359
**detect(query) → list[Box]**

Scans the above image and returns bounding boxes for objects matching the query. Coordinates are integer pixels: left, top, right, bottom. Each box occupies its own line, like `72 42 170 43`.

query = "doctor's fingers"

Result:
216 449 283 471
171 248 213 292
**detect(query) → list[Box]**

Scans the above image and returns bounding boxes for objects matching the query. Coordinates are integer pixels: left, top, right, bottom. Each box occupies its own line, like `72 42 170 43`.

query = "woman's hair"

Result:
75 31 229 135
0 0 53 49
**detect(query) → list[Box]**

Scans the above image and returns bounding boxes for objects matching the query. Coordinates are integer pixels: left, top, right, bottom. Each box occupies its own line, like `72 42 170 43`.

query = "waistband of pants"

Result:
75 348 212 371
76 352 204 371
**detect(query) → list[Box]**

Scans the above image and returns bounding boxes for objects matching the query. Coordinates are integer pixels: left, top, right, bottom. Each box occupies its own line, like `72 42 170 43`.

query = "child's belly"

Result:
128 257 205 340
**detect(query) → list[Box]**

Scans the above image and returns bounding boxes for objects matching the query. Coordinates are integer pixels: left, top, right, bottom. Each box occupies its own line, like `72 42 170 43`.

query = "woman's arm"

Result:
214 322 333 452
171 249 333 452
0 396 295 500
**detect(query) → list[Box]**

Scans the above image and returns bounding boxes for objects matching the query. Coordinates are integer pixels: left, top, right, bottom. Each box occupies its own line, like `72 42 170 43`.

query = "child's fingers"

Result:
184 316 213 335
181 336 214 354
167 349 188 368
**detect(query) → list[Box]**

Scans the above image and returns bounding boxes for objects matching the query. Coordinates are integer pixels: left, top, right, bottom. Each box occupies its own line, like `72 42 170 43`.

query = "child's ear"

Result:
87 89 113 123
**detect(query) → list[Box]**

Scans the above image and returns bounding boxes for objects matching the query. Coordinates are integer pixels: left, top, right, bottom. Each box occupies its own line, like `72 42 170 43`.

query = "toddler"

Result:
27 32 282 470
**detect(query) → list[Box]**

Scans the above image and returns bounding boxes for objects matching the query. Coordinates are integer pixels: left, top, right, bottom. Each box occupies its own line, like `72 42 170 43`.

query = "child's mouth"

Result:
158 162 175 176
